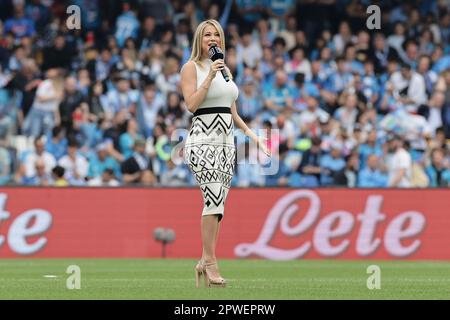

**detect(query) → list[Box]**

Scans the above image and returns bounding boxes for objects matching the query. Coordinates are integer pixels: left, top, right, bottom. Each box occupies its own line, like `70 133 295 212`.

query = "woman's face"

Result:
202 24 221 58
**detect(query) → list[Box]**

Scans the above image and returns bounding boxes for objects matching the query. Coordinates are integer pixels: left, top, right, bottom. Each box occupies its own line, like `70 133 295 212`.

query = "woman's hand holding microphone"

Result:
207 59 225 80
200 59 225 91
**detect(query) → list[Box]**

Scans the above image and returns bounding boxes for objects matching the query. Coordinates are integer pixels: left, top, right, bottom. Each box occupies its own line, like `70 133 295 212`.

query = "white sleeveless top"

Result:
194 59 239 109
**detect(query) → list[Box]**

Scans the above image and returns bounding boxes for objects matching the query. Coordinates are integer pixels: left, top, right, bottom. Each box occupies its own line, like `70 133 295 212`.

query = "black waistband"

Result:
193 107 231 117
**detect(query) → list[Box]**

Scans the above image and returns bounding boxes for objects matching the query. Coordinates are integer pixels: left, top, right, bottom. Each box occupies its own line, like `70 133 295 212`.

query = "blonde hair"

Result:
189 19 232 79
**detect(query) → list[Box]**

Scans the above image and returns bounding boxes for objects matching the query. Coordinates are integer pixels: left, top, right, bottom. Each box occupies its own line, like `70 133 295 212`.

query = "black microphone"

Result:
208 44 230 82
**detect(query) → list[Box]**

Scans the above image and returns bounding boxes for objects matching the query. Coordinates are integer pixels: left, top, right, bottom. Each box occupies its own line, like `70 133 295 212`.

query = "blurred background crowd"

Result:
0 0 449 188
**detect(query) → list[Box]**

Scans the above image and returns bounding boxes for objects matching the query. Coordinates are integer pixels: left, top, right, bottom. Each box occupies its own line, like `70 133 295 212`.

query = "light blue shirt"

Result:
358 168 388 187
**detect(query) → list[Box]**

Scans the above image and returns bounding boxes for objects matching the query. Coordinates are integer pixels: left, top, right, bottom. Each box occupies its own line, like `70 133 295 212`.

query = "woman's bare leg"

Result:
201 214 222 278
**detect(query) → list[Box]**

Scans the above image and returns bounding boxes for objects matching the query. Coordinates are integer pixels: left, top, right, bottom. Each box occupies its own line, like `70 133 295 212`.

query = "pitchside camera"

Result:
153 227 176 258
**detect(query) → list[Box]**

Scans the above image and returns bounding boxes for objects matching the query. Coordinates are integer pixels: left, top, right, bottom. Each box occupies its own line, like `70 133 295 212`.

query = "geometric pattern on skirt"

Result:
184 110 236 220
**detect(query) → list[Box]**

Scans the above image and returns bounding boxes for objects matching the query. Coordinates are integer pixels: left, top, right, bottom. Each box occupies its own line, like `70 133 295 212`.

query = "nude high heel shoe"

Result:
195 260 206 288
204 262 226 287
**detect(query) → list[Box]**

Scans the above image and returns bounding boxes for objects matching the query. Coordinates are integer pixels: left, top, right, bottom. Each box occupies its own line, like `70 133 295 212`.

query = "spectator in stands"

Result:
155 55 181 97
333 21 355 56
371 32 399 75
87 47 115 82
237 76 262 121
425 148 450 187
263 69 294 118
296 136 323 187
297 96 330 137
137 16 158 53
119 117 144 160
21 158 52 186
51 165 68 187
58 139 88 185
0 143 12 185
3 3 35 39
387 22 407 59
159 158 190 187
22 68 64 139
87 80 108 121
8 44 26 72
402 39 420 68
358 154 388 187
344 44 364 75
388 62 427 113
358 129 383 169
417 55 438 98
4 58 40 121
114 2 139 48
326 56 354 95
285 46 311 80
320 141 346 185
88 168 120 187
59 76 86 133
136 83 165 138
275 113 297 149
235 0 267 31
157 91 186 128
334 92 360 134
236 28 263 69
418 91 446 136
76 68 91 97
120 138 157 185
258 46 274 82
254 18 276 47
20 136 56 181
335 151 360 187
25 0 51 33
45 125 67 161
386 134 413 188
41 33 74 71
87 142 121 182
105 72 139 118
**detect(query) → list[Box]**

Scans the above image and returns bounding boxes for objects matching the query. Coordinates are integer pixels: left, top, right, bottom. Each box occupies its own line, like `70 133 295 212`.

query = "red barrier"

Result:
0 188 449 260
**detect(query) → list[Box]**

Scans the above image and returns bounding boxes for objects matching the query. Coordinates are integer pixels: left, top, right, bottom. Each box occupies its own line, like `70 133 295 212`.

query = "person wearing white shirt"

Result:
284 46 312 80
386 134 412 188
105 75 139 117
389 63 427 113
22 137 56 179
236 30 263 69
297 96 330 135
58 140 88 185
23 68 64 138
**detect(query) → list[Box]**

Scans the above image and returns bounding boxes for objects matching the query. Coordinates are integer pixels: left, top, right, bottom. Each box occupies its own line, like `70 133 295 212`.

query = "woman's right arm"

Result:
180 61 215 113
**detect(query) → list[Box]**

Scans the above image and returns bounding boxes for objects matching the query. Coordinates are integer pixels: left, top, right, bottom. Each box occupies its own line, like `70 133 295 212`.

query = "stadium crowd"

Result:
0 0 449 188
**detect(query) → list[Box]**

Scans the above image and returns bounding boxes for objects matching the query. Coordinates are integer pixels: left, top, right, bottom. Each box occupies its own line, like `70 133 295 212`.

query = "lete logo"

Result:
0 193 52 255
235 190 426 260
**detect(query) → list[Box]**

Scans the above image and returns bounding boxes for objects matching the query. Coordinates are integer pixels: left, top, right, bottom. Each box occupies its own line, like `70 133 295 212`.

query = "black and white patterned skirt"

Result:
184 107 236 220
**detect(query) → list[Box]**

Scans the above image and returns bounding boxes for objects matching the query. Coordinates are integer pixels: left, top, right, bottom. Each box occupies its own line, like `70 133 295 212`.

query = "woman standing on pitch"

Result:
181 19 270 287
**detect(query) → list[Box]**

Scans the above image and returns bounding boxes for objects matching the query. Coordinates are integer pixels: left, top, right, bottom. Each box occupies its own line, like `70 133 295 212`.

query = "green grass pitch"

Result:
0 259 449 299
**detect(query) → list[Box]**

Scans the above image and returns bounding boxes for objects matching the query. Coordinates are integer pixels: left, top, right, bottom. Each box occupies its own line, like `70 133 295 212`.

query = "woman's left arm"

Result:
231 102 270 156
231 101 250 136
